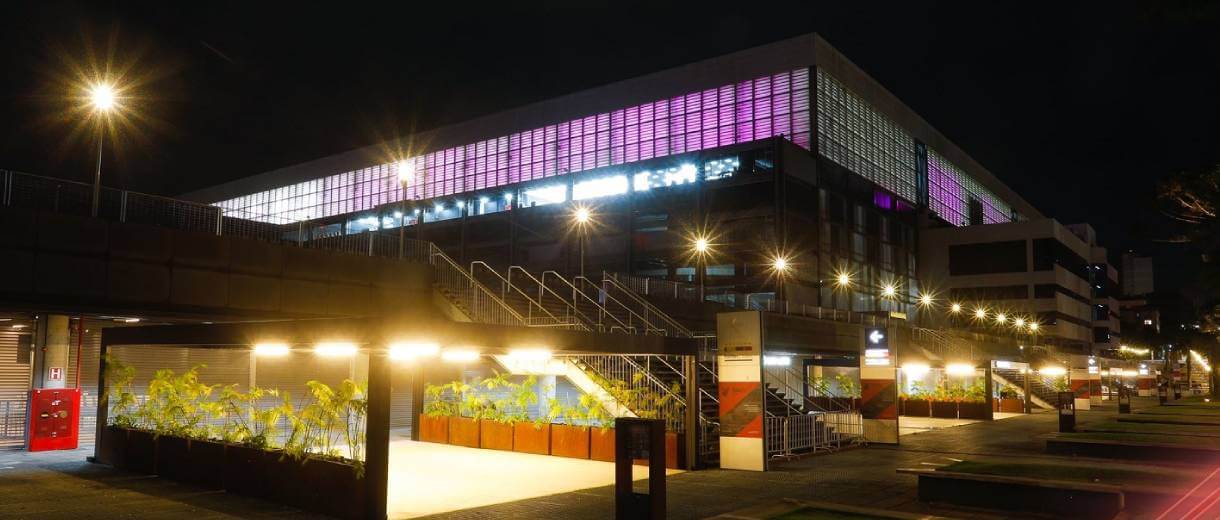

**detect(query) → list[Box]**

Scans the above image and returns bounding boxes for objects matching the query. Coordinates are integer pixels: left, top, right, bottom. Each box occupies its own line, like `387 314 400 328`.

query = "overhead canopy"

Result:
101 315 701 356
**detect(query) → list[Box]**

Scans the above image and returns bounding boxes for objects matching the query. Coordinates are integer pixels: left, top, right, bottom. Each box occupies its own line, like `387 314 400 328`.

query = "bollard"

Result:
615 418 665 520
1057 391 1076 433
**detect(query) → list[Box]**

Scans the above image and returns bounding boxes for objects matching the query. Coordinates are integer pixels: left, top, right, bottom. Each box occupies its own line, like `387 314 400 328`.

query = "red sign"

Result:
28 388 81 452
48 367 63 381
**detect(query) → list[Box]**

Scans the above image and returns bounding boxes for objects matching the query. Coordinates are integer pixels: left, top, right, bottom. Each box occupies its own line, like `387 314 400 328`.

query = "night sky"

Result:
3 2 1218 292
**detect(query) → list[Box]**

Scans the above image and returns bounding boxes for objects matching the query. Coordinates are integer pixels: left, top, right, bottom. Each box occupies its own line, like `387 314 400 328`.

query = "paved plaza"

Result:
0 401 1171 519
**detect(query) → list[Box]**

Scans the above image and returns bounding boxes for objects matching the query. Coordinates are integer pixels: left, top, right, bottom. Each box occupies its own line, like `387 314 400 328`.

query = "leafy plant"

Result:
808 376 831 397
833 373 860 398
136 365 222 439
103 354 138 428
218 384 289 449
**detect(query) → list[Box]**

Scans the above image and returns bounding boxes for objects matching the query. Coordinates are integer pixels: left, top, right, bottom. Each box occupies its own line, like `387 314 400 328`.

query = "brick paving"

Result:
0 399 1156 519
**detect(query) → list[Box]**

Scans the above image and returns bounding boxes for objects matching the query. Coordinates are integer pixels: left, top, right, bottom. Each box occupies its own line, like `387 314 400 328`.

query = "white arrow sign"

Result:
868 330 885 344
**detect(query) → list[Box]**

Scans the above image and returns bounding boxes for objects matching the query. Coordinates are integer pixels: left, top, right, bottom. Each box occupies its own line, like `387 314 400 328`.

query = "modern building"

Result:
1121 251 1155 296
182 33 1042 319
919 218 1120 354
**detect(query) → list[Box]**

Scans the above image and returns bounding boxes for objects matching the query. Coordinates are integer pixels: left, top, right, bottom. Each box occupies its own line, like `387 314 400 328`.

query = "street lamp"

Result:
573 206 592 278
771 255 790 300
691 235 711 301
87 83 117 217
397 160 415 258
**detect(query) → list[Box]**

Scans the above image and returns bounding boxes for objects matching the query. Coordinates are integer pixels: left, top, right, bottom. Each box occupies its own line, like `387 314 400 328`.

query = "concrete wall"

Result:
0 207 432 320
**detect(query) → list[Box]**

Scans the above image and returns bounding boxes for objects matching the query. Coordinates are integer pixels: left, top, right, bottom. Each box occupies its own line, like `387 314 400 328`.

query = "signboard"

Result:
716 311 765 471
863 327 891 367
48 367 63 382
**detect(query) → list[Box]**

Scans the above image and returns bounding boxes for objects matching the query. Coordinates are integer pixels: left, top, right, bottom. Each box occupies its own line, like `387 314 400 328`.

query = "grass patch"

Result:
1062 431 1220 449
773 508 891 520
1082 420 1220 437
1137 406 1220 416
941 460 1196 487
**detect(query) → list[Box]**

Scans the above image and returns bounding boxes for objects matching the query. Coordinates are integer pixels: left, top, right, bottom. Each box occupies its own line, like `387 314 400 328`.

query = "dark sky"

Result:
3 2 1218 291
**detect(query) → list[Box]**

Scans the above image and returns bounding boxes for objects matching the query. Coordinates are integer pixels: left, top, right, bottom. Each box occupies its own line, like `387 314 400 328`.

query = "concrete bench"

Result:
899 468 1124 520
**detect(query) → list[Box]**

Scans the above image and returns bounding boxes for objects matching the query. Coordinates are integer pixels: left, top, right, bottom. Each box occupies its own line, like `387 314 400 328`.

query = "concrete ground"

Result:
0 398 1179 520
386 436 678 518
899 411 1029 435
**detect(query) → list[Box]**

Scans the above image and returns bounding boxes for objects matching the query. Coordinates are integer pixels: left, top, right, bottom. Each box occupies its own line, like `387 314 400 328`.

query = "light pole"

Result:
573 206 591 278
692 236 710 301
397 160 414 258
87 83 116 217
771 255 790 301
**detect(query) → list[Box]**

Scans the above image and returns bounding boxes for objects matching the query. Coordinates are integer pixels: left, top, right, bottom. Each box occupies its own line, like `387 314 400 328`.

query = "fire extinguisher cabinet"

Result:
28 388 81 452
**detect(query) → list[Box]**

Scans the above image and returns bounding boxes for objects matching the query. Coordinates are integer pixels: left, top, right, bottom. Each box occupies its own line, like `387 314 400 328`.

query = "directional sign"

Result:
863 327 891 366
48 367 63 381
868 329 886 345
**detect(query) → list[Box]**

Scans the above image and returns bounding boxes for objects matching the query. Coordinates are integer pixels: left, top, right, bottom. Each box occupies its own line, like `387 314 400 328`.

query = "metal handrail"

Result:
569 355 687 432
600 273 695 338
509 266 602 332
540 270 635 334
426 247 527 327
470 261 580 329
573 275 666 335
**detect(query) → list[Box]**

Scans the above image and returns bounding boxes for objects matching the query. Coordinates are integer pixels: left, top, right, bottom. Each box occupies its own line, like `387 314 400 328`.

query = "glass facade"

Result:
926 148 1017 226
815 69 919 204
217 69 811 223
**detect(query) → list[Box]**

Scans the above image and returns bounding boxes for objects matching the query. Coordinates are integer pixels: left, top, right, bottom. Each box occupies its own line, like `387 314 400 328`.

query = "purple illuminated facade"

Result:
218 69 810 223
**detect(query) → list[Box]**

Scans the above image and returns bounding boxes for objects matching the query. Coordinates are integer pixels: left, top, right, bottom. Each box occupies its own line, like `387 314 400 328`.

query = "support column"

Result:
33 315 71 389
716 311 765 471
860 326 898 444
682 356 697 470
365 350 391 520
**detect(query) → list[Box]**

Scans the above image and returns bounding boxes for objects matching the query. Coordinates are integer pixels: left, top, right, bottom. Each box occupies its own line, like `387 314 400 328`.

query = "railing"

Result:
421 245 527 327
508 267 602 332
600 274 697 337
0 400 27 449
470 261 580 329
542 270 636 334
606 271 899 328
575 276 667 335
569 355 687 432
765 412 863 459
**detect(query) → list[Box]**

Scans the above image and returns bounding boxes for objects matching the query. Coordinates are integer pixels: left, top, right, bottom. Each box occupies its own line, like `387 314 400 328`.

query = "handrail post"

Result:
215 207 223 236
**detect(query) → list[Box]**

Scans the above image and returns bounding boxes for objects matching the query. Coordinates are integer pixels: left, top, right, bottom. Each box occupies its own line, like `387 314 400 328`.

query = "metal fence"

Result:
765 411 863 460
0 400 27 449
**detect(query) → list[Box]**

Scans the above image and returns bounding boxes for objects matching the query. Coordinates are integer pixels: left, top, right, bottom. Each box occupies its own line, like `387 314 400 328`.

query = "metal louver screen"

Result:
0 329 33 449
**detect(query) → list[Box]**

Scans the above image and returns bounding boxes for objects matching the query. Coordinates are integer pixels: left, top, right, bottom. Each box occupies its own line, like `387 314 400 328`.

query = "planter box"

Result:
550 424 590 459
156 435 227 488
223 444 276 497
513 423 551 455
480 421 514 451
957 401 991 420
419 415 449 444
999 398 1025 413
902 399 930 417
124 428 158 474
448 416 480 448
917 471 1123 520
285 457 367 519
930 400 958 419
97 425 128 468
590 427 615 462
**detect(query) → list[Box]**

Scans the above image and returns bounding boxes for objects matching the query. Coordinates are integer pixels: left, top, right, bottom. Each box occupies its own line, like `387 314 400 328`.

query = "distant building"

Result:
920 219 1120 354
1121 252 1154 296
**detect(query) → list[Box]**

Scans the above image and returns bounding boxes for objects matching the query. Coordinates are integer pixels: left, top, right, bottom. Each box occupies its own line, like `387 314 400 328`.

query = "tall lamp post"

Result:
771 256 790 302
692 236 710 301
397 160 414 258
87 83 117 217
573 206 591 278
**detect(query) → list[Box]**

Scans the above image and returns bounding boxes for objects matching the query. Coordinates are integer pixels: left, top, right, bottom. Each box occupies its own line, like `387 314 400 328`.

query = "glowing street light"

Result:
918 293 934 307
572 205 593 278
835 271 852 288
881 284 897 299
691 235 712 301
950 302 962 314
771 255 791 300
1014 317 1026 329
86 82 120 217
396 159 416 258
1028 322 1040 332
973 307 987 320
995 313 1008 324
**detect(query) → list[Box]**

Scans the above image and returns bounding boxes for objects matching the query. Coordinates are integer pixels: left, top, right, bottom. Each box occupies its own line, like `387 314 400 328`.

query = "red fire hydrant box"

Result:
28 388 81 452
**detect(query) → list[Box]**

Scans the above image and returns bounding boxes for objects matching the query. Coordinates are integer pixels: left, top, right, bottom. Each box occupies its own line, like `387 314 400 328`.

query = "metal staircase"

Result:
994 368 1056 409
404 241 722 466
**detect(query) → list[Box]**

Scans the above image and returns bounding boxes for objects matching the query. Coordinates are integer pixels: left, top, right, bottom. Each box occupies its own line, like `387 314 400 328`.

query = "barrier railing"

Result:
0 400 27 449
765 411 863 460
568 354 687 433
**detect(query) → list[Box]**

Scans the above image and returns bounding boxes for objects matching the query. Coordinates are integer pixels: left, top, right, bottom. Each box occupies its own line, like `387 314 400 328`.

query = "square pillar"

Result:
715 311 765 471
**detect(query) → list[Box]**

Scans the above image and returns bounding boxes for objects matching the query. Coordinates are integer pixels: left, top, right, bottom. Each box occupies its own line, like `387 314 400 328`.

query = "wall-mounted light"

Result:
1039 366 1066 377
389 341 439 360
901 363 930 378
945 363 976 377
253 343 290 357
441 349 480 363
315 342 357 358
